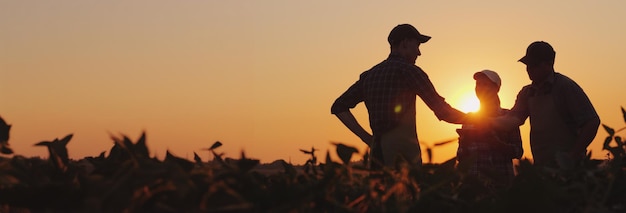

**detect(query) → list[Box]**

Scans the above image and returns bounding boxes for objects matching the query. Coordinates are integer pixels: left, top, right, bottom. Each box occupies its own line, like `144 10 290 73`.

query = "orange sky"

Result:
1 1 625 164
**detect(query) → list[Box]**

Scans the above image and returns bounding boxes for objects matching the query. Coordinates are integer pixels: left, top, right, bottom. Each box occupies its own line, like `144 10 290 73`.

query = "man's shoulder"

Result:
517 84 534 95
554 72 581 86
392 60 424 74
553 72 587 93
382 58 419 68
368 58 422 74
520 83 533 90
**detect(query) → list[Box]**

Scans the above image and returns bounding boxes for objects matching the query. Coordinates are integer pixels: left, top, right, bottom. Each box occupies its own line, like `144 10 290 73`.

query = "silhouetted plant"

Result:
300 146 318 175
0 116 12 155
35 134 73 173
0 108 625 212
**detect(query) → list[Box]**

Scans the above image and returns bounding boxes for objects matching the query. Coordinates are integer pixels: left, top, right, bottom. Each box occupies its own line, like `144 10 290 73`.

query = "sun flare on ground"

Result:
457 92 480 113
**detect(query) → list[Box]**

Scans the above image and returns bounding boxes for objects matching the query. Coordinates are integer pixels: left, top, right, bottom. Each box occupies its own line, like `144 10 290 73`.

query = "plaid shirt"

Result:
457 109 523 186
331 54 464 136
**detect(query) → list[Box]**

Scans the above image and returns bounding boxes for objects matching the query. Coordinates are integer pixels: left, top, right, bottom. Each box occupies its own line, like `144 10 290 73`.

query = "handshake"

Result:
462 112 494 129
461 112 522 133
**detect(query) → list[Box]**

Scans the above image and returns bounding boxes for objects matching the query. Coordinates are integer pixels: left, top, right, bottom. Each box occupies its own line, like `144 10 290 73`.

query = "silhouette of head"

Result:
388 24 431 64
519 41 556 82
473 70 501 110
474 70 501 91
519 41 555 66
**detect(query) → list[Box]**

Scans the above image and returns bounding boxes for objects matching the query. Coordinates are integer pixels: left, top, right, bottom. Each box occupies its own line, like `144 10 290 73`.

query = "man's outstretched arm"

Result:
334 111 373 147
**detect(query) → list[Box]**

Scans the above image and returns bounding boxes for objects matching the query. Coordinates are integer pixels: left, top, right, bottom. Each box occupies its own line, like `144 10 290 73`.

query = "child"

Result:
456 70 523 188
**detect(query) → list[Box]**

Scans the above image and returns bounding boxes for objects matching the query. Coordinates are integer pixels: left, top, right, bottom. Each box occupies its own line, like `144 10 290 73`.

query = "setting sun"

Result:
457 92 480 113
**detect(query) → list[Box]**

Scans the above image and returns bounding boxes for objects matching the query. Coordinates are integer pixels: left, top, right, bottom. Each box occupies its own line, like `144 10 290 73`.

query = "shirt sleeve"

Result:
508 85 532 123
331 79 364 114
406 66 465 122
501 110 524 159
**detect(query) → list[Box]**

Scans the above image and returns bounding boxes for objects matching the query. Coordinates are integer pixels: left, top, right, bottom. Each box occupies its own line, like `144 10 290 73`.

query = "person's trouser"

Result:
371 124 421 168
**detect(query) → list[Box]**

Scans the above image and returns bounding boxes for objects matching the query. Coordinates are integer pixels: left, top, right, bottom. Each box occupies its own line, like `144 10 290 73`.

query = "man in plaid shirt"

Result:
331 24 467 168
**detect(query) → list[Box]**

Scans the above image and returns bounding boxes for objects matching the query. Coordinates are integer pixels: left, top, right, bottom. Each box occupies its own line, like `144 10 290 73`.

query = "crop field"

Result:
0 108 625 213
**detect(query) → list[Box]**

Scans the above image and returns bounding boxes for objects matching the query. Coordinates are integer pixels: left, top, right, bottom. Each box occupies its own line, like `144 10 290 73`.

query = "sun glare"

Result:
457 92 480 113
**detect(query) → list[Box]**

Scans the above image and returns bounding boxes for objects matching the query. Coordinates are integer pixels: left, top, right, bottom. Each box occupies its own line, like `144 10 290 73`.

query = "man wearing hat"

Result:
492 41 600 169
456 70 523 188
331 24 467 168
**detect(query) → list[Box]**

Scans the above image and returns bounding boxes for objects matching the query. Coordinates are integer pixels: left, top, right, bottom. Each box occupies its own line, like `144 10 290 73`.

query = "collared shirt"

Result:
331 54 463 135
457 108 522 187
458 109 523 159
509 72 599 129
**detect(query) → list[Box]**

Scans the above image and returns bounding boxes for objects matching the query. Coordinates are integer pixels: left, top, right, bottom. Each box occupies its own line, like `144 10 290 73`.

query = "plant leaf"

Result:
333 142 358 165
362 149 369 166
426 147 433 164
622 106 626 124
237 151 259 173
434 138 457 146
281 160 297 178
603 136 613 150
34 141 52 146
193 152 202 164
602 124 615 136
207 141 222 151
165 150 194 172
325 150 332 164
1 144 14 155
212 150 230 170
59 134 73 145
134 132 150 158
122 135 134 151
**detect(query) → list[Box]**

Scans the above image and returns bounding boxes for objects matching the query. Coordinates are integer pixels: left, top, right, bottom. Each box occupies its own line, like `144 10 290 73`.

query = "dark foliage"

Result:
0 108 625 212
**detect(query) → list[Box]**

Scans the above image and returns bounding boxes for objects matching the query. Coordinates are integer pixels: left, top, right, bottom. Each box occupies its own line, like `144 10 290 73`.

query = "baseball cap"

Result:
473 69 501 90
387 24 431 45
519 41 555 65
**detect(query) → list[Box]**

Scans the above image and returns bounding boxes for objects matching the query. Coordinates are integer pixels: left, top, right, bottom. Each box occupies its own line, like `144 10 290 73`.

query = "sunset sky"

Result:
1 1 625 164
